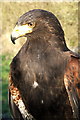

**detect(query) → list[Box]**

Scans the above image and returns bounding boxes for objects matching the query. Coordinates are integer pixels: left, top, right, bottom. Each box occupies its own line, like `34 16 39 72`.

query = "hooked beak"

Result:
11 24 33 44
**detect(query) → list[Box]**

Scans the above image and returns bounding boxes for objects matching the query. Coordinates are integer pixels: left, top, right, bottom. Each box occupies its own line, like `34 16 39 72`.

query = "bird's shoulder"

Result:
64 52 80 119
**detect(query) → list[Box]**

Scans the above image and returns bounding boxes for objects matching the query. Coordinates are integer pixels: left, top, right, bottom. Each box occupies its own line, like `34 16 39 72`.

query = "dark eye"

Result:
28 22 33 26
28 22 35 27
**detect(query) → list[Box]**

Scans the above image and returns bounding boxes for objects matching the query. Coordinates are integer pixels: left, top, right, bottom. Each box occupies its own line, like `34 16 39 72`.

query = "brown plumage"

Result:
64 54 80 119
9 9 80 120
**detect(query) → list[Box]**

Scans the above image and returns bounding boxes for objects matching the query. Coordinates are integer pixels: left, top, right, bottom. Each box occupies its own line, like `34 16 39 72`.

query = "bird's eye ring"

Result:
28 22 33 26
27 22 35 27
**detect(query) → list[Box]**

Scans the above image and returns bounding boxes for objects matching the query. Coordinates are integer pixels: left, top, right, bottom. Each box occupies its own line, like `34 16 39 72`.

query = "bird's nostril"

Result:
16 29 19 32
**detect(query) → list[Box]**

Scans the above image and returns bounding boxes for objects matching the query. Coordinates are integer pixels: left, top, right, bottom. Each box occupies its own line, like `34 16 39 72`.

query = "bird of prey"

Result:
9 9 80 120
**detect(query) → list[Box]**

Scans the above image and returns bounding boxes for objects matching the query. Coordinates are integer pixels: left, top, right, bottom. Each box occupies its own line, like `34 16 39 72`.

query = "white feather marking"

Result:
33 81 38 88
41 100 44 104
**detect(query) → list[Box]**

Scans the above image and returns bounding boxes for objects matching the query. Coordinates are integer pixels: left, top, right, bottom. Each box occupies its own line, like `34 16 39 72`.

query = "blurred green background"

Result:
0 1 80 119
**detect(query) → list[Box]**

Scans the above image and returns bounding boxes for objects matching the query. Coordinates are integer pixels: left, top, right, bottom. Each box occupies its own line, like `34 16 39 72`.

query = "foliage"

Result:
2 54 13 118
1 1 79 118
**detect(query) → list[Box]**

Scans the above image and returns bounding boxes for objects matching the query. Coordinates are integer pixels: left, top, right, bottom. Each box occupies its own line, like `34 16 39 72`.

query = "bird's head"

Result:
11 9 67 51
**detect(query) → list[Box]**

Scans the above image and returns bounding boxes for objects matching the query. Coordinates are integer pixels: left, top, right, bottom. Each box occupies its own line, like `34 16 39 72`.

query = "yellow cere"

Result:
12 24 33 38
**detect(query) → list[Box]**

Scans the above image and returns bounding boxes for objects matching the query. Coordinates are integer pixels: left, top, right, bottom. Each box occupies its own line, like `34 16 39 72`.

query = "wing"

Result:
9 90 23 120
9 74 35 120
64 54 80 120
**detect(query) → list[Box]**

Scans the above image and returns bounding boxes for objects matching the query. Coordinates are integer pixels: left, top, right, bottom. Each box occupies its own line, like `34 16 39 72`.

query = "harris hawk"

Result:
9 9 80 120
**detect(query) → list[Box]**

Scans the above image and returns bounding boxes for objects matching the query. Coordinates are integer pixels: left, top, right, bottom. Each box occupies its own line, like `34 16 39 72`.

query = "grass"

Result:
1 1 80 119
1 2 79 54
2 54 13 118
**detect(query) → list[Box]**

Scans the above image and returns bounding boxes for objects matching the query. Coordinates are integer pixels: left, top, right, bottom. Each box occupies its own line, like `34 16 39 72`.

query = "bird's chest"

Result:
18 45 66 98
11 43 69 119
